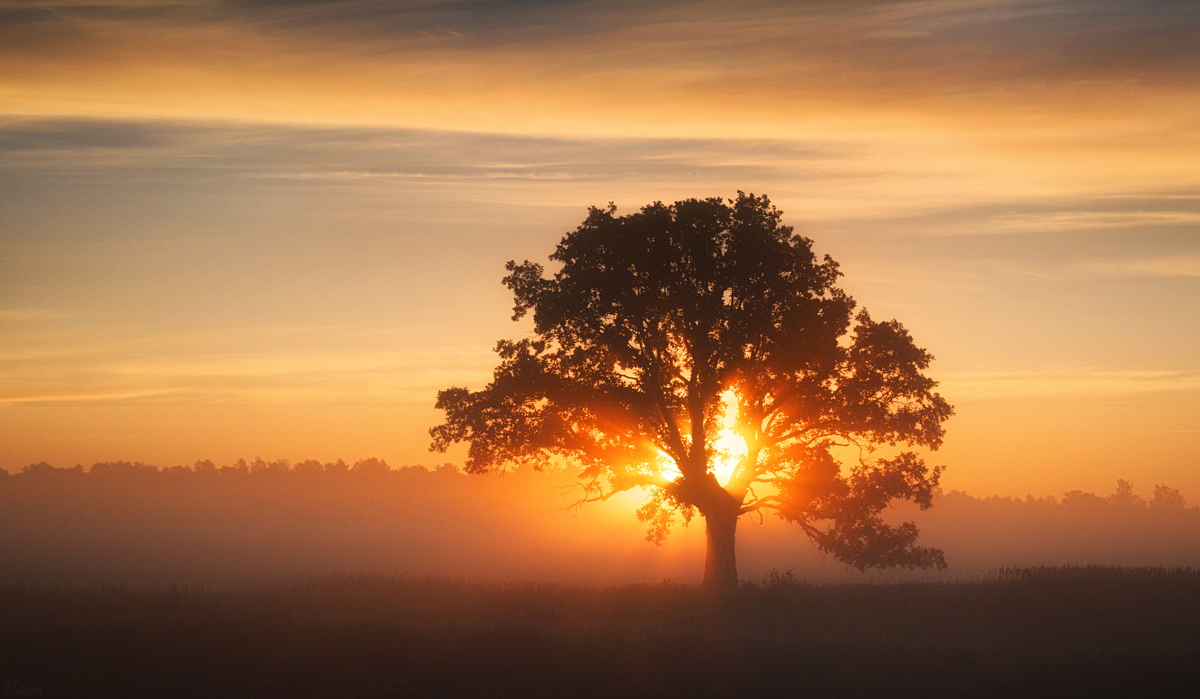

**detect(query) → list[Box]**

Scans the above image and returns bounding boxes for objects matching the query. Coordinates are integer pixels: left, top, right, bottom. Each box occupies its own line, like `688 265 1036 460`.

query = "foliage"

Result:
431 193 953 570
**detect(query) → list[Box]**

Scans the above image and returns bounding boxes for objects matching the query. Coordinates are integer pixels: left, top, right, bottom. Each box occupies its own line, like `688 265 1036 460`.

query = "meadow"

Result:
3 567 1198 698
5 463 1199 696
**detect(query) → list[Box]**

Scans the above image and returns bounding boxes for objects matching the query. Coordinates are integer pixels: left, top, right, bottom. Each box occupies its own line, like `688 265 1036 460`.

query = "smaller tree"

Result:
1151 484 1186 510
1107 479 1146 508
432 194 952 590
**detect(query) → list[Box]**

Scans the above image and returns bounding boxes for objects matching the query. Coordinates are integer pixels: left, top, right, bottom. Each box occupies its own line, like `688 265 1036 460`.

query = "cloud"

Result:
2 0 1197 137
0 308 78 322
0 324 500 406
0 116 858 188
941 367 1200 405
1079 256 1200 279
853 194 1200 235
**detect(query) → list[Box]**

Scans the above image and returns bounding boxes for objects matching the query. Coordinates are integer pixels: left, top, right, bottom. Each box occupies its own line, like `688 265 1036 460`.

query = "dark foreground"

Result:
3 567 1198 698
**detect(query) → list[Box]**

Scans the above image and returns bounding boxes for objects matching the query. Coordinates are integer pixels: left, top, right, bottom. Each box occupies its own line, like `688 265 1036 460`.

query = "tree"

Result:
1151 484 1185 510
431 193 953 591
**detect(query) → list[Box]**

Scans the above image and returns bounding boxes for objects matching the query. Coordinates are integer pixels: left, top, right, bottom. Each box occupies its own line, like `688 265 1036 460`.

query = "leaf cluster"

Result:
431 193 952 569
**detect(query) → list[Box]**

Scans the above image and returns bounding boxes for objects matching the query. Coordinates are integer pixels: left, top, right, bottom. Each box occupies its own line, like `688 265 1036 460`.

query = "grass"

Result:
2 566 1199 698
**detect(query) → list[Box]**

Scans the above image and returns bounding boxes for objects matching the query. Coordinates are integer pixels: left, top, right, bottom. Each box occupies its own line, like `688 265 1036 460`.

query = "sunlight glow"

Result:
656 450 682 483
711 390 748 488
651 390 747 488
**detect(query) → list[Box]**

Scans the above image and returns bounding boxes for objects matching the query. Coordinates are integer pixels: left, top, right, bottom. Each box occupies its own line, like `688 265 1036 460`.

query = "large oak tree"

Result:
431 193 953 590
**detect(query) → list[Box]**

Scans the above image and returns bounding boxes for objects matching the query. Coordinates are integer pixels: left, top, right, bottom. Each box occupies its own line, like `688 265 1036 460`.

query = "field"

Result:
3 566 1198 698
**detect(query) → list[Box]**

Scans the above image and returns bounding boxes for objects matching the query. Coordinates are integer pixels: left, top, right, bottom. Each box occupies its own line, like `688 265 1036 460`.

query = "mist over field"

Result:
4 460 1197 588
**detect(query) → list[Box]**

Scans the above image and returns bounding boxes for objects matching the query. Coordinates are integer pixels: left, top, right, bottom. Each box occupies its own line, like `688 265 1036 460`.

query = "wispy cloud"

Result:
941 368 1200 405
2 0 1197 136
1076 256 1200 278
0 338 499 406
0 116 851 180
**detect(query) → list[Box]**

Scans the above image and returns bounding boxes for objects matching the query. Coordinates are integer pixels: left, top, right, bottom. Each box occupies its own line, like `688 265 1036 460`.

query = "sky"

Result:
2 0 1198 499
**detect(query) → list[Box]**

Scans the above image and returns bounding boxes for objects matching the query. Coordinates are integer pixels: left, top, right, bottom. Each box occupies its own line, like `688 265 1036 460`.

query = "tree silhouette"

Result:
431 193 953 591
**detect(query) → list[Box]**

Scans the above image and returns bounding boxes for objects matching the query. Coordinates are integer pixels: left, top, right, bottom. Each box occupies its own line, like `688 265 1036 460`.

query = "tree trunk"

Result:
702 507 739 592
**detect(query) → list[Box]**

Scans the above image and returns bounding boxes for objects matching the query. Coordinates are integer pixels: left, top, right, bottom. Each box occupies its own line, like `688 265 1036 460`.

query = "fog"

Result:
4 460 1197 588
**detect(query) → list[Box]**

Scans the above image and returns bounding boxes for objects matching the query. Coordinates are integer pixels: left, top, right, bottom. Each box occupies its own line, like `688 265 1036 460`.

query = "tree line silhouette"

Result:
11 457 456 480
3 460 1196 587
3 461 1188 513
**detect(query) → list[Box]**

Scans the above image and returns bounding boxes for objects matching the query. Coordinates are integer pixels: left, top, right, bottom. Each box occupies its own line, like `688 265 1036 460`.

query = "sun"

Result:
710 389 748 487
649 389 748 489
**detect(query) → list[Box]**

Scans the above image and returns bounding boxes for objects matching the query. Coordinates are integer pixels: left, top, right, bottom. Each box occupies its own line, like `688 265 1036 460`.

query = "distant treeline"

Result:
950 479 1188 511
890 481 1199 575
933 478 1189 515
4 459 1190 511
3 460 1199 586
7 457 458 479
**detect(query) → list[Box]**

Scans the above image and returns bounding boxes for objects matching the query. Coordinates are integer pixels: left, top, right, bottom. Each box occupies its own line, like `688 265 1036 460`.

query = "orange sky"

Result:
1 0 1198 499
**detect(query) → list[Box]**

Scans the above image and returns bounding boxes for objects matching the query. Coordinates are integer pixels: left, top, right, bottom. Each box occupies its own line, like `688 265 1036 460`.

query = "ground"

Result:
3 567 1198 698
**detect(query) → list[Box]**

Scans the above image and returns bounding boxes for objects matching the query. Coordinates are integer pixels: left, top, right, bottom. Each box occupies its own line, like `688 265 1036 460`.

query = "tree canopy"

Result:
431 193 953 588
